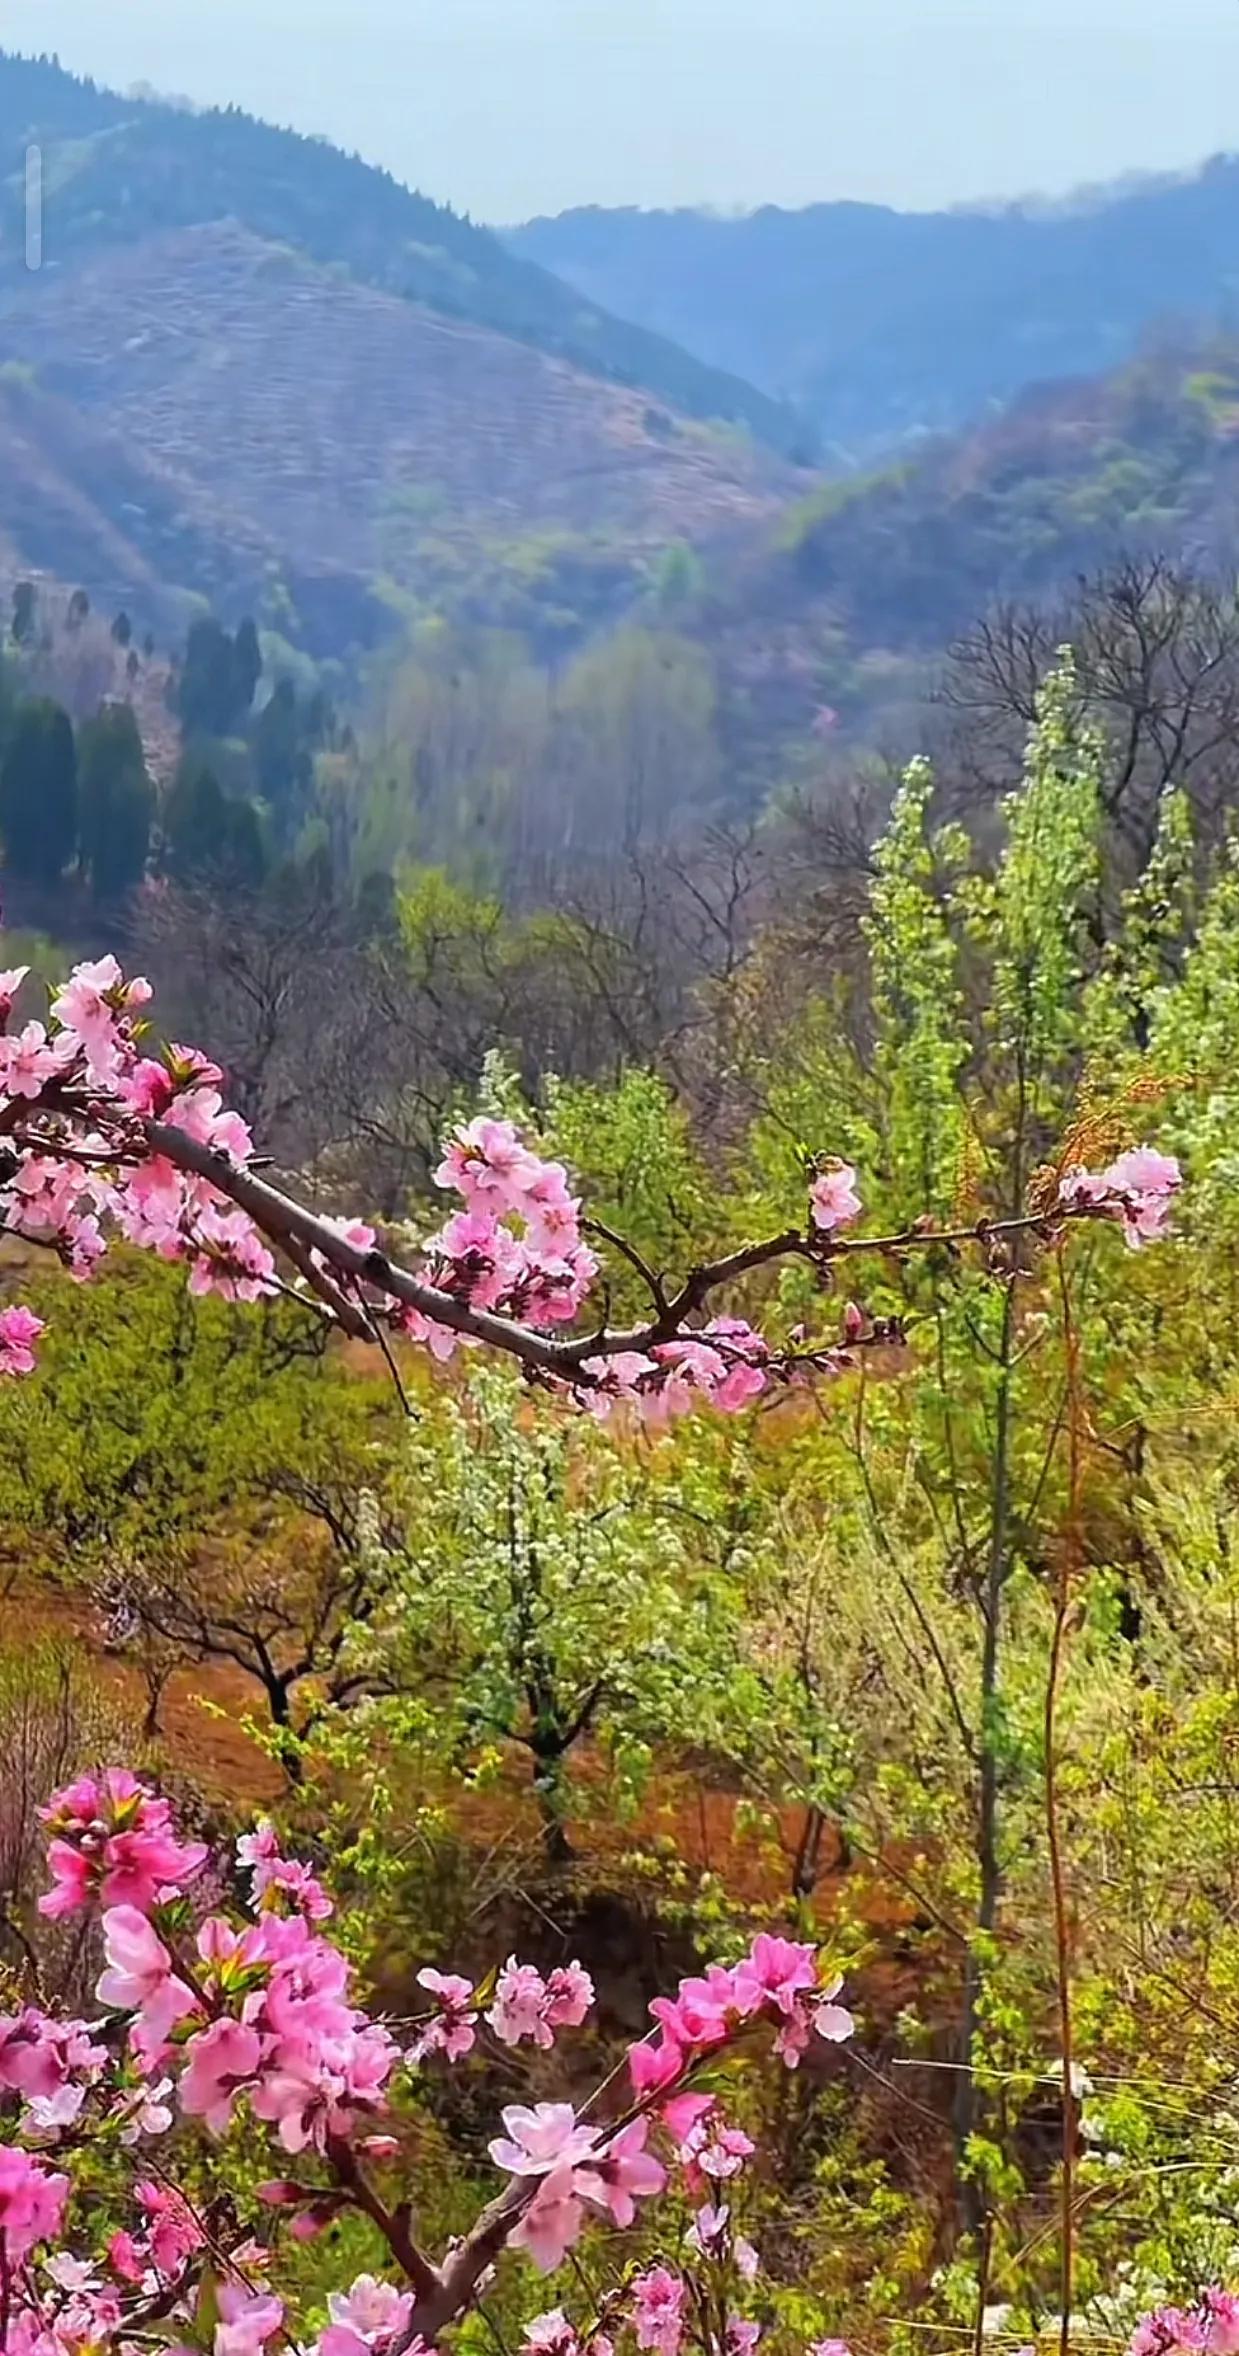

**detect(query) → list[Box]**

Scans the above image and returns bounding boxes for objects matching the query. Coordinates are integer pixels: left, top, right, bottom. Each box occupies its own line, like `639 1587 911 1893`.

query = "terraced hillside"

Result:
0 52 806 458
0 221 802 655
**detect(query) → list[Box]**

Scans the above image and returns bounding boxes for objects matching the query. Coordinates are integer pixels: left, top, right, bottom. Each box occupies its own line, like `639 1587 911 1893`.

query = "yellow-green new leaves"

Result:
865 754 968 1222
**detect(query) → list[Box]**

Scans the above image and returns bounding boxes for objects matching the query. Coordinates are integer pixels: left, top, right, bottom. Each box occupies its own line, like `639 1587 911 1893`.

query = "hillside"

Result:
508 164 1239 458
680 338 1239 763
0 217 799 657
0 52 808 460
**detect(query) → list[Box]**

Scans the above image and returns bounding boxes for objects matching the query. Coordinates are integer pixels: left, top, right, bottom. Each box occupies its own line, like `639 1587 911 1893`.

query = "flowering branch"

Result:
0 955 1182 1422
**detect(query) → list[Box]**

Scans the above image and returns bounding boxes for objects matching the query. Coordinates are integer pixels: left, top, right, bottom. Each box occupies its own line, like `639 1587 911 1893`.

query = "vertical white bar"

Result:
25 144 42 270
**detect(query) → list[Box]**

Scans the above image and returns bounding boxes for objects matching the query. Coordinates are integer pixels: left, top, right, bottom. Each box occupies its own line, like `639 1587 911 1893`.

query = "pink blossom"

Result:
701 1319 771 1413
488 2102 599 2177
508 2169 588 2274
0 1021 71 1101
0 1304 44 1377
631 2268 685 2356
579 1351 661 1419
628 2030 687 2098
0 2009 75 2100
809 1161 862 1236
115 2075 175 2143
214 2286 284 2356
678 2111 755 2189
238 1824 333 1921
733 1932 818 2018
435 1117 542 1210
39 1771 207 1918
1204 2295 1239 2356
44 2254 98 2293
186 1204 276 1302
545 1961 594 2030
520 2311 582 2356
249 2018 397 2152
686 2205 759 2279
661 2091 714 2143
812 1976 855 2043
413 1967 477 2062
25 2081 87 2132
487 1958 551 2048
320 2273 415 2356
0 2147 69 2261
96 1907 198 2046
1105 1146 1182 1247
1060 1146 1182 1249
0 963 28 1020
575 2117 665 2227
120 1056 176 1118
1131 2299 1239 2356
649 1963 737 2050
237 1821 280 1875
51 955 149 1047
134 2180 205 2278
179 2018 263 2135
773 1974 854 2069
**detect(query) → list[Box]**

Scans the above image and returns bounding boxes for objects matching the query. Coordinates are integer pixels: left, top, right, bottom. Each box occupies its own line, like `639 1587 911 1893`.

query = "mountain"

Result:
0 53 807 461
673 336 1239 769
0 56 807 656
508 166 1239 459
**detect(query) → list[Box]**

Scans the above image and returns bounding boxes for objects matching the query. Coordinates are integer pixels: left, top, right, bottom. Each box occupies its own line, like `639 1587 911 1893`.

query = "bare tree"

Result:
939 558 1239 872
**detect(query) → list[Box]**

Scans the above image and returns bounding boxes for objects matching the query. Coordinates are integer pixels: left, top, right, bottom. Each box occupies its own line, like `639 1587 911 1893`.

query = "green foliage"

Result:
316 1363 757 1860
0 695 78 885
23 645 1239 2335
176 615 263 739
77 702 155 899
864 756 966 1219
163 754 267 892
0 1253 387 1580
543 1065 716 1288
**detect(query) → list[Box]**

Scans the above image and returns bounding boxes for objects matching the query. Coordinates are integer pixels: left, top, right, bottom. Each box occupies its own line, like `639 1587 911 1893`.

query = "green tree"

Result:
0 1254 398 1743
163 755 267 892
77 703 155 899
0 696 78 884
176 615 263 738
334 1364 749 1866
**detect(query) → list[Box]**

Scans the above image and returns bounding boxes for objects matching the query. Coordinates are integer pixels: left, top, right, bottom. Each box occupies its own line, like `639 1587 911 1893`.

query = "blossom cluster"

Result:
0 956 277 1315
1058 1146 1182 1249
1130 2291 1239 2356
0 1774 859 2356
39 1769 208 1921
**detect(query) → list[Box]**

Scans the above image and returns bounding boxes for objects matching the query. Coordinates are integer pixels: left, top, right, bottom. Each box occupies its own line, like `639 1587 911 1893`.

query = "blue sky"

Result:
5 0 1239 221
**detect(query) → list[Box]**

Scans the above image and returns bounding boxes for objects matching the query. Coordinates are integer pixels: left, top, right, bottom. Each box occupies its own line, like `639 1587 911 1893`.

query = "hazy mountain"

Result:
508 166 1239 458
0 56 805 654
0 53 808 461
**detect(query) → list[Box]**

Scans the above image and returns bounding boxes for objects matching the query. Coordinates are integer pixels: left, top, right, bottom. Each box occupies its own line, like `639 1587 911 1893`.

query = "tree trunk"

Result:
531 1744 573 1869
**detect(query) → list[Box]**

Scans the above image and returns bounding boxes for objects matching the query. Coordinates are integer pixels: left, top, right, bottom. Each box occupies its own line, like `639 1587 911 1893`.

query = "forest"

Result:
1 538 1239 2356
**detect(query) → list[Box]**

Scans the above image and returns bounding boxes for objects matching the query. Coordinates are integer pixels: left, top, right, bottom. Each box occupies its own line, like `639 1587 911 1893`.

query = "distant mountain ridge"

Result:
508 166 1239 457
0 51 807 460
